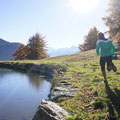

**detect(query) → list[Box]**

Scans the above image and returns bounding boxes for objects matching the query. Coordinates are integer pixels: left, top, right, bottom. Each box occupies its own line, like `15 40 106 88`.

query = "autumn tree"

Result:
103 0 120 49
26 33 49 60
79 27 99 51
13 44 27 60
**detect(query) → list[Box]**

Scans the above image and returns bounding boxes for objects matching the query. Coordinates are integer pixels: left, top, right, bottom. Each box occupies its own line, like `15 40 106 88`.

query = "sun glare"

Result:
69 0 100 14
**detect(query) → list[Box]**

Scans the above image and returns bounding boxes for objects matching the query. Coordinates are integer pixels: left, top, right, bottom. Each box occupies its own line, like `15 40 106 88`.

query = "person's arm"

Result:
96 42 100 55
111 42 115 55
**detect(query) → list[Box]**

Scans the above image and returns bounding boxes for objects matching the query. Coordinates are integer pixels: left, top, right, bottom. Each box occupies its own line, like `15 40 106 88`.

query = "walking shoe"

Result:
112 64 117 72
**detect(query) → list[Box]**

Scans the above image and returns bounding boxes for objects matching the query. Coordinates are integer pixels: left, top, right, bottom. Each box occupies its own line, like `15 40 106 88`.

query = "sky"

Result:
0 0 109 49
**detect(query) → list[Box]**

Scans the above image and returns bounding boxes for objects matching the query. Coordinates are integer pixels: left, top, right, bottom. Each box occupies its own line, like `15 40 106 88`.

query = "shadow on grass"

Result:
105 82 120 120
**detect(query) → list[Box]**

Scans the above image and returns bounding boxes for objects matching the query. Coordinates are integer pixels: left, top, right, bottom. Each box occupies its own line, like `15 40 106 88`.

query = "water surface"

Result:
0 69 51 120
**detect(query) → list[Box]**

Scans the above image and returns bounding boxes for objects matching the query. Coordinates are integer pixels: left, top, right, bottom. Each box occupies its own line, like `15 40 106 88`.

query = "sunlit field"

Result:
2 50 120 119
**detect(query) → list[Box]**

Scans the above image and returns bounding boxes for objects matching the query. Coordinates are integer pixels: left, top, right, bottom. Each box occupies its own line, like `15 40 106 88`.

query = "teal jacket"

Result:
96 39 115 57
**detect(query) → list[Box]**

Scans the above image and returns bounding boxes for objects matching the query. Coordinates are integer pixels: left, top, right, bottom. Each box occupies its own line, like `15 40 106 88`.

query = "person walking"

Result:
96 32 117 83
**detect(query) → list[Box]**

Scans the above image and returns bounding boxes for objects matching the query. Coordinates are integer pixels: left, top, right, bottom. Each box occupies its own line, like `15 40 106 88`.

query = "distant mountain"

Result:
48 46 79 57
0 38 79 60
0 38 21 60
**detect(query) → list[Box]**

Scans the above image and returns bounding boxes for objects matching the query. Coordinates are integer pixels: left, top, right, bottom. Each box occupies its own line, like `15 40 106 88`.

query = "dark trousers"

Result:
100 56 114 72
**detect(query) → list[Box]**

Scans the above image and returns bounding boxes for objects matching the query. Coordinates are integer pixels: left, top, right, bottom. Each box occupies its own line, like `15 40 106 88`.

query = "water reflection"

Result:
27 74 45 90
0 69 51 120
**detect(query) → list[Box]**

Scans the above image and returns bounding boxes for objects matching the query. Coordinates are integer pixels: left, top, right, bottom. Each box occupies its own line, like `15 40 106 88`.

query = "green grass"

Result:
1 49 120 120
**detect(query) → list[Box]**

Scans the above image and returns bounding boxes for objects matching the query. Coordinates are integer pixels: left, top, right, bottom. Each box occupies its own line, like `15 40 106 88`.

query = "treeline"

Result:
13 33 49 60
79 0 120 51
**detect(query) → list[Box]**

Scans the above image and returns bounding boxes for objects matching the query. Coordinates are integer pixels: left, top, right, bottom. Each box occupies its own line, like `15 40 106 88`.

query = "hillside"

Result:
2 50 120 119
0 38 21 60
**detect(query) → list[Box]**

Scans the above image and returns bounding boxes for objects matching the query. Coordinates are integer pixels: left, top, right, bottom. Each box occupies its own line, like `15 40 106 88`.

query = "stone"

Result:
32 99 69 120
57 81 72 87
49 91 76 102
90 100 95 105
53 87 69 92
71 87 79 91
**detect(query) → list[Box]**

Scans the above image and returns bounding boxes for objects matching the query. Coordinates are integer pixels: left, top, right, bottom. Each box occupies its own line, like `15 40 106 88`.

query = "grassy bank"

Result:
1 50 120 120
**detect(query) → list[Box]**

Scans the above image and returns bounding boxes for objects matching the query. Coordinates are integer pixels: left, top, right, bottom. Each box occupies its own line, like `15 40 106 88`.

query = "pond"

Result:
0 69 51 120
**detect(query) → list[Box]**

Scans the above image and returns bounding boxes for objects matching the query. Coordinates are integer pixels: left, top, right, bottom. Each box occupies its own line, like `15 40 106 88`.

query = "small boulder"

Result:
53 87 69 92
49 91 76 102
32 99 69 120
57 81 72 87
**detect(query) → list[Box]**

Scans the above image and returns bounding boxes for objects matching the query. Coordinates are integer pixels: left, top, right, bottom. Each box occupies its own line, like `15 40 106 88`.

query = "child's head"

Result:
97 32 105 40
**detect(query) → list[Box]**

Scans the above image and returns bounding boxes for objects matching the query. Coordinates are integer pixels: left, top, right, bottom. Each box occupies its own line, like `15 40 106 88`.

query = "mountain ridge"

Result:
0 38 21 60
48 46 79 57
